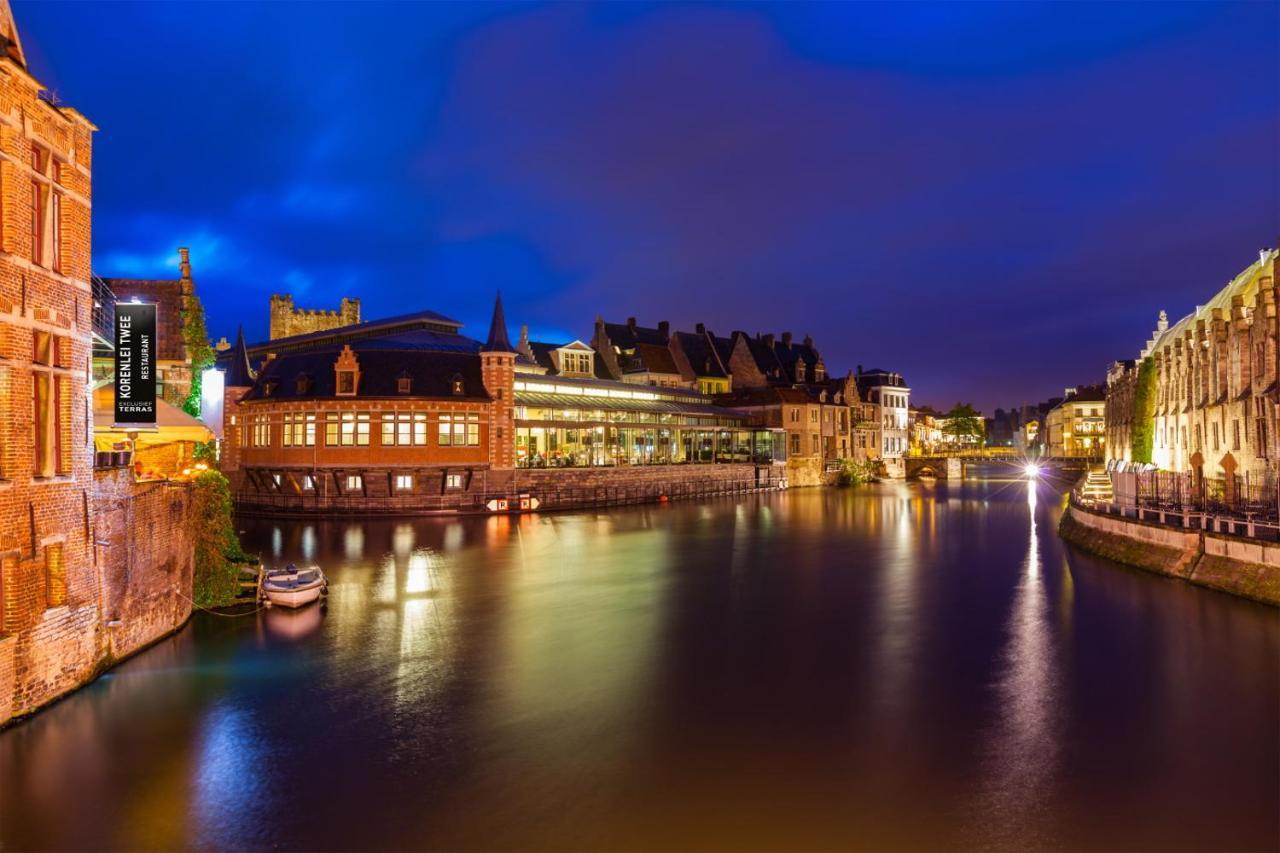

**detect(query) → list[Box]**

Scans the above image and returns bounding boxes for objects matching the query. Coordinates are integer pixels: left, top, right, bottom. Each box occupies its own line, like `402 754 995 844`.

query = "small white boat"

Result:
261 564 328 609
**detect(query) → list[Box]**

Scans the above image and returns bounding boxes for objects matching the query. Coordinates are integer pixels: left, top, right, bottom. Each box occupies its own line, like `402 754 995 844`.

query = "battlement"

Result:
269 293 361 340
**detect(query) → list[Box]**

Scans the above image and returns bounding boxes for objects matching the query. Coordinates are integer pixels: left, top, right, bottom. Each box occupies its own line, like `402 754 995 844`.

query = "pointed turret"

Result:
481 291 515 353
226 326 256 387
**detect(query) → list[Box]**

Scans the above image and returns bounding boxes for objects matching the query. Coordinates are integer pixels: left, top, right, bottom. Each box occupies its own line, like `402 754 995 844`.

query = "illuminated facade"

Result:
1106 248 1278 478
1043 386 1106 458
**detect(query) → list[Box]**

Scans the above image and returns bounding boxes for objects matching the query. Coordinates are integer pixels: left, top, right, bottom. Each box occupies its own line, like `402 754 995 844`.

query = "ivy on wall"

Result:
190 470 252 608
1129 357 1157 464
180 296 216 418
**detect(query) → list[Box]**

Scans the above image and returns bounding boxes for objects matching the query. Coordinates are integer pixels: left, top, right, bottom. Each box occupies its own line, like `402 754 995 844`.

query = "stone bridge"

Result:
905 456 965 479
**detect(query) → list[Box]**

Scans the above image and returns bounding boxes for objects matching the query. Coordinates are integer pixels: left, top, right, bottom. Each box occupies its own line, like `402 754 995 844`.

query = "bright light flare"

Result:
1024 463 1041 479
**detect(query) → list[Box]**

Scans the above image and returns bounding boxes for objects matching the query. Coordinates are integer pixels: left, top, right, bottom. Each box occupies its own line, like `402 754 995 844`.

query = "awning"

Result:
92 396 214 451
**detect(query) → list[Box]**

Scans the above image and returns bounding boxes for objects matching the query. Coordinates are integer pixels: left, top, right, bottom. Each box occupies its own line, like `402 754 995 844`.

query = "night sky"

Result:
16 1 1279 412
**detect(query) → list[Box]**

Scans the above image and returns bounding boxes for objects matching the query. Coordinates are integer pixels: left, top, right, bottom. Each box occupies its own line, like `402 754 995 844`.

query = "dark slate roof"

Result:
603 321 668 349
738 334 786 380
772 340 821 381
482 293 514 352
226 327 256 387
1063 383 1107 404
241 308 464 357
623 341 679 375
526 341 561 373
857 369 909 388
673 331 728 378
241 346 489 403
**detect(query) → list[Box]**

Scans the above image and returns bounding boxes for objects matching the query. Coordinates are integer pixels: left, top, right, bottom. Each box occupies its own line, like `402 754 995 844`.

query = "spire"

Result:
226 326 256 387
481 291 514 353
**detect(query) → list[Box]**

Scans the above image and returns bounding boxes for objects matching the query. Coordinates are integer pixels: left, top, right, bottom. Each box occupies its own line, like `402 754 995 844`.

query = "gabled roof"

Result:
737 334 786 381
242 308 464 358
623 341 679 376
673 330 728 378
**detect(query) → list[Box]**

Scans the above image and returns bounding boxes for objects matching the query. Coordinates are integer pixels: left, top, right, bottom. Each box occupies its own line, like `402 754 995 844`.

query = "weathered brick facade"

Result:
269 293 360 341
0 4 196 726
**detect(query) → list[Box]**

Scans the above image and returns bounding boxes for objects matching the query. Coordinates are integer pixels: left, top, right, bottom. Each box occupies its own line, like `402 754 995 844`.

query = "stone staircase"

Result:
1079 466 1114 503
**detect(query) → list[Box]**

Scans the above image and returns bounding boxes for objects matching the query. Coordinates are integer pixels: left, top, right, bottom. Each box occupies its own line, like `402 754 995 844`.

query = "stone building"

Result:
268 292 360 341
99 247 205 408
1105 247 1278 480
0 2 195 725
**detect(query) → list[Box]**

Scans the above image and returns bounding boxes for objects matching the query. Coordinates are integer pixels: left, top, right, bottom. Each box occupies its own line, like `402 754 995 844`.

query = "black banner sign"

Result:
114 302 156 426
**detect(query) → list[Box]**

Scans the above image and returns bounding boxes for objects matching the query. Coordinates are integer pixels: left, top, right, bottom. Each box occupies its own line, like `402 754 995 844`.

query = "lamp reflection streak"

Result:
973 482 1063 849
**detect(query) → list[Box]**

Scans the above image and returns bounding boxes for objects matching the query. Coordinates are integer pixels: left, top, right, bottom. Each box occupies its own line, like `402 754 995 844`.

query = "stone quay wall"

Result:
0 471 194 727
1059 501 1280 606
234 462 785 516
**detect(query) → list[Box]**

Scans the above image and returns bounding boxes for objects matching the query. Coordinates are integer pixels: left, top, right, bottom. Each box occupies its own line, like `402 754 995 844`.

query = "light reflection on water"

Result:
0 483 1276 852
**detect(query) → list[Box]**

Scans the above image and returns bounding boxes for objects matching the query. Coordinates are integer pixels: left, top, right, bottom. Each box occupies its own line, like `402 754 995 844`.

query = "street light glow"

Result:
1024 463 1041 479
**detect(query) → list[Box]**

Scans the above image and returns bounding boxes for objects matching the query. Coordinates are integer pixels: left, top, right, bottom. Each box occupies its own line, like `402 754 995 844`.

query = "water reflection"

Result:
972 482 1064 849
1 485 1276 852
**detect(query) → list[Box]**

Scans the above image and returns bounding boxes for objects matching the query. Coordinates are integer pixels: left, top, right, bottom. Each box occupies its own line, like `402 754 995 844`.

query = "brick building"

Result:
223 296 789 512
269 292 360 341
99 247 204 408
0 1 196 725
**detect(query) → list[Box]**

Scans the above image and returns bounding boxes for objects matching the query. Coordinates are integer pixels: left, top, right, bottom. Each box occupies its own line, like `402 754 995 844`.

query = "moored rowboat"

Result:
261 564 328 609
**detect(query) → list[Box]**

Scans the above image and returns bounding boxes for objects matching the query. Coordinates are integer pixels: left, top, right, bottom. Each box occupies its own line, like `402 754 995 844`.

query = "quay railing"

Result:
236 475 782 516
1072 468 1280 543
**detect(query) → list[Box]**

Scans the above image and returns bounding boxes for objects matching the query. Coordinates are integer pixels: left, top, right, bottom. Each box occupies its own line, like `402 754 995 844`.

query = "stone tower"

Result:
268 293 360 340
480 293 517 471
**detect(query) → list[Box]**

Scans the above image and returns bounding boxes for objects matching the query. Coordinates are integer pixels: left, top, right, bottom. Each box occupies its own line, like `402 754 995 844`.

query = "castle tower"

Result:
220 327 256 475
269 293 361 340
480 293 517 471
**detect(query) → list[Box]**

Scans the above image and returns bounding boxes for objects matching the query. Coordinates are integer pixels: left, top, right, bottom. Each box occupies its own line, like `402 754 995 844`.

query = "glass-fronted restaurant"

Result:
513 376 785 468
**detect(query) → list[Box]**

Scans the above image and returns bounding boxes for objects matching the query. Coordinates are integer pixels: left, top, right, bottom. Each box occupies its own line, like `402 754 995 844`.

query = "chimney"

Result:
857 364 863 375
658 320 669 338
695 322 705 335
178 247 192 280
762 333 775 347
781 331 793 347
519 324 530 349
802 334 813 349
627 317 637 330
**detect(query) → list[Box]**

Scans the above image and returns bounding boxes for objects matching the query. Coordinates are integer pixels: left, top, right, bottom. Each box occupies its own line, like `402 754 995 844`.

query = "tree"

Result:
941 403 984 445
1130 357 1156 464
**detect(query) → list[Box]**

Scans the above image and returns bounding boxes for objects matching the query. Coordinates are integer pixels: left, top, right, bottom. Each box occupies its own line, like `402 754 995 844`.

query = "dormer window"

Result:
397 372 412 395
796 362 806 382
451 374 465 395
263 380 278 397
295 373 311 395
334 345 360 397
815 364 825 381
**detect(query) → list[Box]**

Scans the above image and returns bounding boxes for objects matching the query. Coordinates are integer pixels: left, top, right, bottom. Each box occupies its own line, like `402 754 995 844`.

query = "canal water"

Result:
2 481 1276 851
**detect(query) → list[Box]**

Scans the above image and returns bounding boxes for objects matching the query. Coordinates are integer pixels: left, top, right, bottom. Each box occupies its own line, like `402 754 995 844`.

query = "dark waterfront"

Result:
2 481 1277 852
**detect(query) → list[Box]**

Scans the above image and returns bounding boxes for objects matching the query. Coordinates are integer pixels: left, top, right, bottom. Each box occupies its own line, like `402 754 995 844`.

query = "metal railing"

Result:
1075 469 1280 542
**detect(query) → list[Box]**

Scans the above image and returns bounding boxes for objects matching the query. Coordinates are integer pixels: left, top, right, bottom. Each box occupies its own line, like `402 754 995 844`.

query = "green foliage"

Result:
836 458 878 487
180 296 216 418
189 470 251 608
941 402 985 442
1130 357 1156 464
192 439 218 464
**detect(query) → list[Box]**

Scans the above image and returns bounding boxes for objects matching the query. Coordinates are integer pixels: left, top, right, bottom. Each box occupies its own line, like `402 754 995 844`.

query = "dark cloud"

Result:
16 1 1278 411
